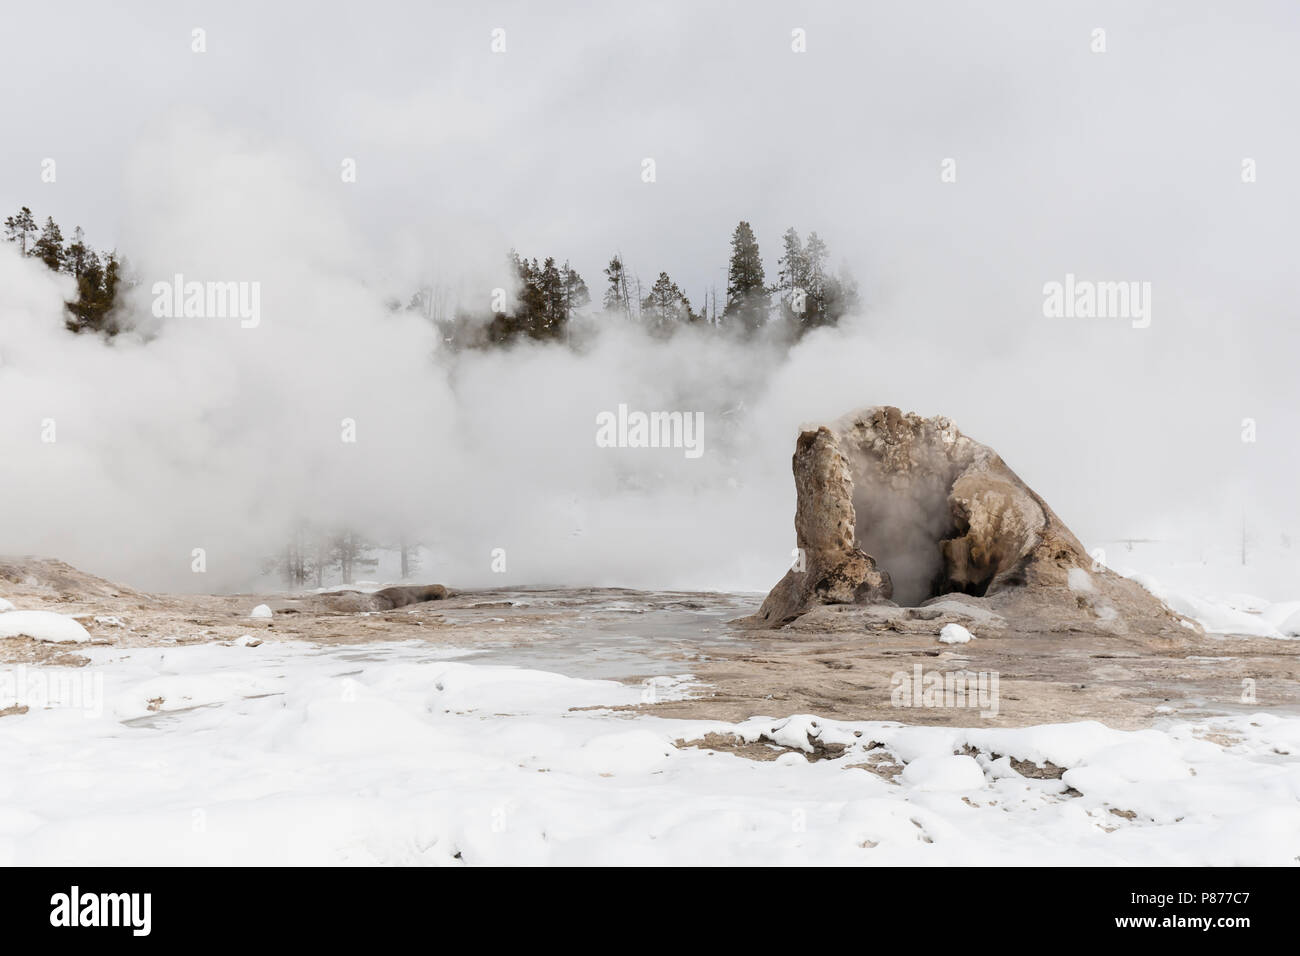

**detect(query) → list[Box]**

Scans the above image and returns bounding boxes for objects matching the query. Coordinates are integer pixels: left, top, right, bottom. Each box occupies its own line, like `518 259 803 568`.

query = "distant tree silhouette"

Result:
723 220 769 332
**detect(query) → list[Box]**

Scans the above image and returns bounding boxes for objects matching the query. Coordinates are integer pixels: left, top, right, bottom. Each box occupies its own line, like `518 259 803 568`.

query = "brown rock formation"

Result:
745 406 1188 635
315 584 450 613
749 427 893 626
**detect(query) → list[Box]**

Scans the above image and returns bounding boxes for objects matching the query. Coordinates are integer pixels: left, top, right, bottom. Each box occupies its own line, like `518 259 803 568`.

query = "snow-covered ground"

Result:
2 638 1298 865
1096 536 1300 638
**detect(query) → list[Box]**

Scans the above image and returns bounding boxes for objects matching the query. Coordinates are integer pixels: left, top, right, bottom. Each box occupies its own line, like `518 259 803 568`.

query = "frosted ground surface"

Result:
2 636 1299 866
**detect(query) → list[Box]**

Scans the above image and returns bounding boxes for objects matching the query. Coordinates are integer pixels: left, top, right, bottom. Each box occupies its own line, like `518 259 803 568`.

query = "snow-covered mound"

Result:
0 610 92 643
1124 571 1300 639
1260 601 1300 637
939 623 973 644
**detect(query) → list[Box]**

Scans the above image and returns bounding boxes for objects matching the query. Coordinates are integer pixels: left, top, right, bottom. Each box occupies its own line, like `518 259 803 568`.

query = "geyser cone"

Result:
744 406 1191 636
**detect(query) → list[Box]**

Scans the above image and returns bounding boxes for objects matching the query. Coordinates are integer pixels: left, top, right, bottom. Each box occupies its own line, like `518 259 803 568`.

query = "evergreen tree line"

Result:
415 220 859 348
8 206 859 347
3 206 124 334
488 252 591 342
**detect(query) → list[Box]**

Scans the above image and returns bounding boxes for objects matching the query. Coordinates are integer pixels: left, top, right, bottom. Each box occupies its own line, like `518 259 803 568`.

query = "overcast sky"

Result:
4 1 1294 301
3 1 1299 592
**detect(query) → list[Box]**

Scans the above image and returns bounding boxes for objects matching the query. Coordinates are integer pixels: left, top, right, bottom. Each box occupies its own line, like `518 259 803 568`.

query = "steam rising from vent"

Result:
847 444 964 607
0 81 1296 595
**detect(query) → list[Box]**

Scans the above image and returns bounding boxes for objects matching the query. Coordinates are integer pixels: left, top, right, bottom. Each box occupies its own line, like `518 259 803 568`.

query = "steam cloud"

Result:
2 2 1297 596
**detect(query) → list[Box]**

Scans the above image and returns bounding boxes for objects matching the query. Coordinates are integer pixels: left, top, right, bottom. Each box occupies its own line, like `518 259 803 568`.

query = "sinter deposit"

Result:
746 406 1191 638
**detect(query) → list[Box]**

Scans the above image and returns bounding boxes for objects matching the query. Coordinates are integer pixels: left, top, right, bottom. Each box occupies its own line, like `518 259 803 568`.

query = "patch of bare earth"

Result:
632 616 1300 729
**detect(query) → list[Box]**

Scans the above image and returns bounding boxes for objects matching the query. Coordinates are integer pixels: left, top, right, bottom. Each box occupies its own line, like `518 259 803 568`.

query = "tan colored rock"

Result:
749 427 892 627
745 406 1190 636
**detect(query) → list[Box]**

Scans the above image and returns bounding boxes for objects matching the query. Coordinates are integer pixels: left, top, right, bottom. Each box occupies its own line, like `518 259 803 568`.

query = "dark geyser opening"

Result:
846 437 969 607
851 470 961 607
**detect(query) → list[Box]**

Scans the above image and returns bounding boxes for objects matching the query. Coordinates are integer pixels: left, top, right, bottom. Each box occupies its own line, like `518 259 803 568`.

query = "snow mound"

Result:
1256 601 1300 637
1276 609 1300 638
1162 592 1284 637
0 598 15 612
900 754 986 791
939 623 973 644
733 715 861 753
1127 572 1291 638
0 610 92 644
250 604 273 619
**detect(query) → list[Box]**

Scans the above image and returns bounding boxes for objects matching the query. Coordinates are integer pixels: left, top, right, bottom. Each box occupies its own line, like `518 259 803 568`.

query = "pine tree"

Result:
723 221 769 332
489 251 541 343
805 232 828 302
69 250 104 330
518 255 545 335
3 207 38 254
98 252 122 332
560 260 589 322
31 217 65 271
775 227 808 325
487 251 587 343
787 231 860 335
64 226 90 277
67 249 124 334
537 256 564 336
641 271 690 334
776 228 806 292
602 255 632 318
821 263 860 327
2 211 125 335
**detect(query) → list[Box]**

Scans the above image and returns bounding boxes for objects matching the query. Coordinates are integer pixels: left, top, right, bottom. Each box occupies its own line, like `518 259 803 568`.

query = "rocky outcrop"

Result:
751 427 893 626
316 584 450 613
745 406 1188 635
0 557 148 602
